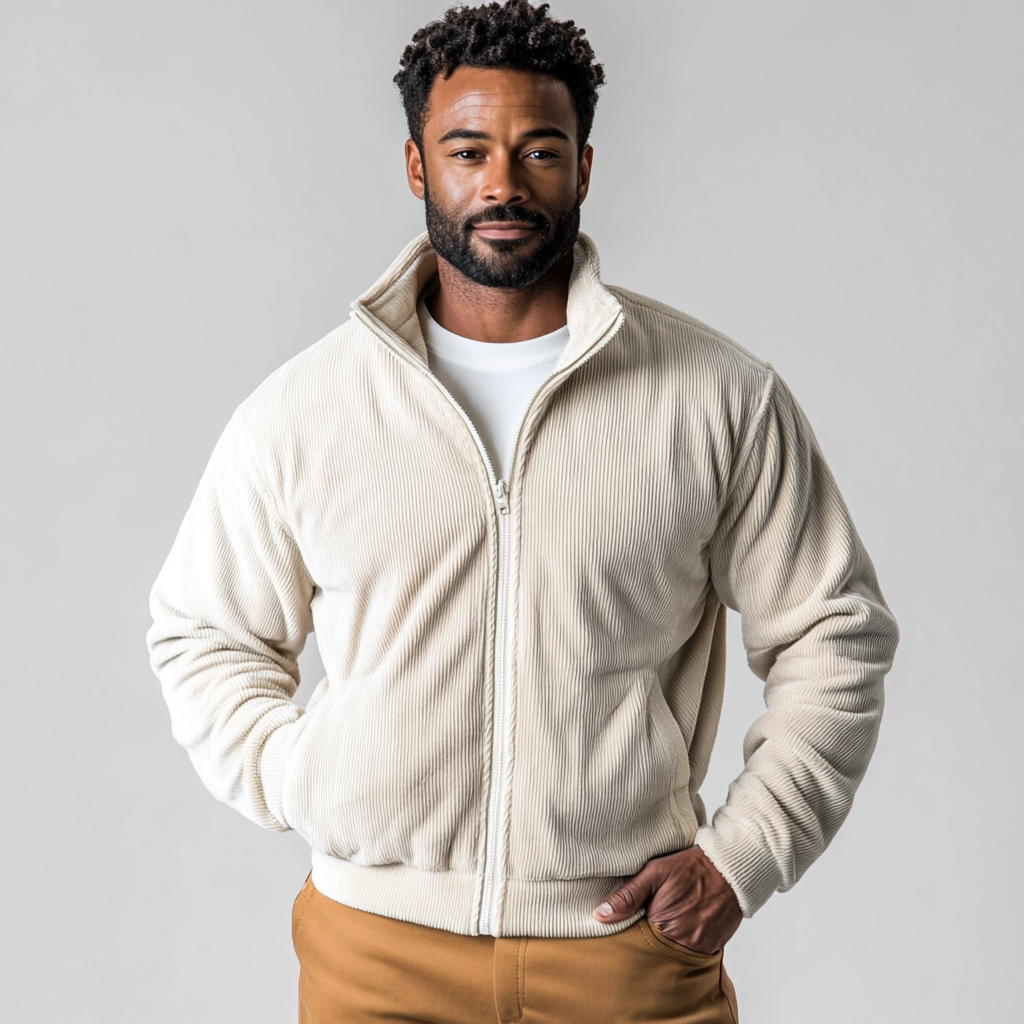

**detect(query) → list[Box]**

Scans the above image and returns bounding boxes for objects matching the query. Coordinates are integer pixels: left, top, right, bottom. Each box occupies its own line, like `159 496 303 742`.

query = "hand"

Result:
593 846 743 954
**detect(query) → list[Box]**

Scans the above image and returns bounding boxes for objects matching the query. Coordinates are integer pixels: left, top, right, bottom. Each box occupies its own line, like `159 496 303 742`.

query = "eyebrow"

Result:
436 126 572 144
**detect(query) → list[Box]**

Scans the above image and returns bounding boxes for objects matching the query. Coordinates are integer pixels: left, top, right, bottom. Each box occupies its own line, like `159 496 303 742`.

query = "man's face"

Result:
405 66 593 289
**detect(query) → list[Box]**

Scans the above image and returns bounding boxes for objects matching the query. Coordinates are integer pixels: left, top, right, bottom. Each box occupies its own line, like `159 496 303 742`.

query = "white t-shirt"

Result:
418 301 570 481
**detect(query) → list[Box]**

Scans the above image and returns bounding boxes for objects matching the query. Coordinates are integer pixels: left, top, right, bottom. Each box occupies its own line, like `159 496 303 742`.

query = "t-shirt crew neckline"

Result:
418 301 570 370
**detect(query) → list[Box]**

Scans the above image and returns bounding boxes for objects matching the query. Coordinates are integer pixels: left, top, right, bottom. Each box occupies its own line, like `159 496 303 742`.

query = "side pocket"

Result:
281 678 333 837
259 677 331 831
291 873 316 947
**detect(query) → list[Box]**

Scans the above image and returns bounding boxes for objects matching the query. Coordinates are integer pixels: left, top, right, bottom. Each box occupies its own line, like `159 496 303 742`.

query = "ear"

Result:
406 139 426 200
578 143 594 203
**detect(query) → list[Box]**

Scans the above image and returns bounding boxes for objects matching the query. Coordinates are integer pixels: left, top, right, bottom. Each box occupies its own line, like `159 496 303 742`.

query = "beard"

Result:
424 178 581 290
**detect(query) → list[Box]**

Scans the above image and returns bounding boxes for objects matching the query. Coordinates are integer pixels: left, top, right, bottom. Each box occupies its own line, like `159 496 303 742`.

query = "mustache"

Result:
464 206 549 230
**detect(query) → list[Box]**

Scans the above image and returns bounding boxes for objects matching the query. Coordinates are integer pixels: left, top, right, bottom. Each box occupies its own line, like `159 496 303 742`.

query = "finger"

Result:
593 865 661 922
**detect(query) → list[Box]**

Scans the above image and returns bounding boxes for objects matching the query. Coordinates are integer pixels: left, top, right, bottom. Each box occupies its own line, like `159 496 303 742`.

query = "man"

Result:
148 2 899 1021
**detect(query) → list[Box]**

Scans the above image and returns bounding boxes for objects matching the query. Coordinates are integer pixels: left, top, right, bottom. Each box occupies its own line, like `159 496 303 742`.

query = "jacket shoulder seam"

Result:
231 406 309 562
722 368 779 509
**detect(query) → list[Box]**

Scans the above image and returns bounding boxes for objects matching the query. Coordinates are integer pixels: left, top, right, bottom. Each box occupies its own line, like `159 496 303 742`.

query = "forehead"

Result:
425 66 576 136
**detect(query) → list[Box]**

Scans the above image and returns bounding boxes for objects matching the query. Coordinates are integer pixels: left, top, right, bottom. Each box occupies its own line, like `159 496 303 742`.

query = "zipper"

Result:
478 477 510 936
351 302 625 936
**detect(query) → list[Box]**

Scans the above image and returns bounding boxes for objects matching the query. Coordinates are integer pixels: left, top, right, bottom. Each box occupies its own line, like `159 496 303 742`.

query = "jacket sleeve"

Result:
696 369 899 916
146 409 315 832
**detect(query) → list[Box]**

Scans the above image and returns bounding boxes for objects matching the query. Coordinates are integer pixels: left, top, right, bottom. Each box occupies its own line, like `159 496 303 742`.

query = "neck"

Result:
426 251 573 343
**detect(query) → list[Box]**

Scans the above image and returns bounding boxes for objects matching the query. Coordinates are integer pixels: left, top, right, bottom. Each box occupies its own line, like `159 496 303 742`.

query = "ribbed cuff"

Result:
694 818 784 918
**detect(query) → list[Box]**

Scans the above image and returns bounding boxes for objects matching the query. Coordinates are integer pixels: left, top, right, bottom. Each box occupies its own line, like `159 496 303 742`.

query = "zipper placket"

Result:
351 303 624 937
478 476 510 936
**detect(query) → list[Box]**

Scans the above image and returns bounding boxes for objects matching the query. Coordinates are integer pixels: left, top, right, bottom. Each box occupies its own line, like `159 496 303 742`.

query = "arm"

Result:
146 409 315 832
697 369 899 915
596 369 899 944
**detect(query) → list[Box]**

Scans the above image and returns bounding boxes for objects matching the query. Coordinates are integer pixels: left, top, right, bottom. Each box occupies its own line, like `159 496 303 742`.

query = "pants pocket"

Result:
641 919 723 965
291 873 316 947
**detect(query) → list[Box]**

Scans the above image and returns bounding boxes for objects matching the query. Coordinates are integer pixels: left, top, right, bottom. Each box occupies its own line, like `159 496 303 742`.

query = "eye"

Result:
453 149 480 160
525 149 558 160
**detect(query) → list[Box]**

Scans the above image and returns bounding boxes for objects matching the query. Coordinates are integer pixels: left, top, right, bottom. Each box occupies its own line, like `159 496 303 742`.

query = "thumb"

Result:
593 864 661 923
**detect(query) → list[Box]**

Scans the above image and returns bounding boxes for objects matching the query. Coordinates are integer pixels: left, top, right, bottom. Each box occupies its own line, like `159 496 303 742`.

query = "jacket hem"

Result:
309 851 643 938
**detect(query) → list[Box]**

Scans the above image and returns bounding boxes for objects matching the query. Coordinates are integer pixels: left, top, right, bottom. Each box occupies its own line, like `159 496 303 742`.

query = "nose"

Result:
480 150 529 206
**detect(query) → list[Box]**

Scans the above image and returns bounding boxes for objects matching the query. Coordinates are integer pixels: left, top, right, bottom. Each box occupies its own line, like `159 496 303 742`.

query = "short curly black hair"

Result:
394 0 605 152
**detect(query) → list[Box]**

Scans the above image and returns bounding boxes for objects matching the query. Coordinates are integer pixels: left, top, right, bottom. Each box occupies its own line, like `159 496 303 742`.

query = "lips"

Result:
472 223 539 240
465 206 547 243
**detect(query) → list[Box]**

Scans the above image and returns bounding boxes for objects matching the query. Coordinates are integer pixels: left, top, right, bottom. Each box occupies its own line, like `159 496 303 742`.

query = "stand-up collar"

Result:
351 231 624 370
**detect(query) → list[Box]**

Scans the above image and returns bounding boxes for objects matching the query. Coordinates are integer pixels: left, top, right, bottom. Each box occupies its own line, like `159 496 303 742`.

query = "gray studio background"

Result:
2 1 1020 1021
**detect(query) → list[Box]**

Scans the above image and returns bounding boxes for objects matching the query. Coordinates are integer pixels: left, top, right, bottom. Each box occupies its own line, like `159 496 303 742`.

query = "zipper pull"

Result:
494 479 510 515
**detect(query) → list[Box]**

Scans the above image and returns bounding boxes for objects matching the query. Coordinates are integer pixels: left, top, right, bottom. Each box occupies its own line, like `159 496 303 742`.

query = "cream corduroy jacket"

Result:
148 232 899 938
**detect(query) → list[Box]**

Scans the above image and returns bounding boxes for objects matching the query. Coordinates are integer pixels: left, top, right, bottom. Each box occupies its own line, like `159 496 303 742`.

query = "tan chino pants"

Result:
293 875 739 1024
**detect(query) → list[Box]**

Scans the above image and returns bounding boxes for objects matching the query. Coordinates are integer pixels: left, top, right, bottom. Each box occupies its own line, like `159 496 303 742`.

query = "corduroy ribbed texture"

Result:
147 232 899 937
